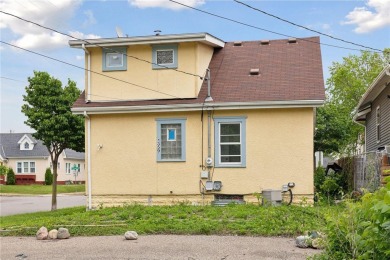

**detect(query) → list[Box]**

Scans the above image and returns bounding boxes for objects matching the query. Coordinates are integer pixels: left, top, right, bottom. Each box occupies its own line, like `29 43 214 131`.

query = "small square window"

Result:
102 47 127 71
152 45 178 69
167 129 176 141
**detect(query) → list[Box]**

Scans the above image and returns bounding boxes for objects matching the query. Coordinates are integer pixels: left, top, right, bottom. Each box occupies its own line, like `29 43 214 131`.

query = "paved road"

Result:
0 195 86 216
0 235 320 260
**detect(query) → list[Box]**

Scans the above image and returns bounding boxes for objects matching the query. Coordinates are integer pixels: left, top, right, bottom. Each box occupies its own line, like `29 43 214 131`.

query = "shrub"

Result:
314 176 390 259
0 165 8 176
44 168 53 185
6 168 16 185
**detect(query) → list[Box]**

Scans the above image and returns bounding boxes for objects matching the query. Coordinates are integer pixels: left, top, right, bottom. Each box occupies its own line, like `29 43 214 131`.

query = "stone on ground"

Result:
125 231 138 240
48 229 58 239
36 226 48 240
57 228 70 239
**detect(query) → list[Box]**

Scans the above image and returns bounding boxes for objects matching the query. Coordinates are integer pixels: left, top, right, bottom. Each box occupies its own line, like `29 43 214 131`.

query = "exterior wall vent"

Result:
260 40 270 45
249 68 260 75
288 38 297 43
233 41 242 46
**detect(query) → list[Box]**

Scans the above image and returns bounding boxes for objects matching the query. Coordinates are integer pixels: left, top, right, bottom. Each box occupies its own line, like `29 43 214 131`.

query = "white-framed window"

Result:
156 118 186 161
376 106 380 142
214 117 247 168
65 163 71 175
152 45 178 69
16 161 36 173
102 47 127 71
24 142 29 149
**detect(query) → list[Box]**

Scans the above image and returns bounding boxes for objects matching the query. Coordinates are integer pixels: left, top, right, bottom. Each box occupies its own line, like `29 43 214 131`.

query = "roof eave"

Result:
69 33 225 48
72 100 324 114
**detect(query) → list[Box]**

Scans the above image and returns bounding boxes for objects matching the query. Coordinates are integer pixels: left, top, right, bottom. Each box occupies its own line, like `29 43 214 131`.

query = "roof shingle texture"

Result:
0 133 84 159
73 36 325 108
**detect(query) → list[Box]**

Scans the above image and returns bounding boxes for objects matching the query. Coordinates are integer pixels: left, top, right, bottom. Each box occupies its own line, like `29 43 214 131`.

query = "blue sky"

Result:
1 0 389 133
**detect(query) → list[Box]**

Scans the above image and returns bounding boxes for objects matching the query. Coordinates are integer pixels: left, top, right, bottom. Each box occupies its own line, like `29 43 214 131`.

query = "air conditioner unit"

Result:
262 189 282 206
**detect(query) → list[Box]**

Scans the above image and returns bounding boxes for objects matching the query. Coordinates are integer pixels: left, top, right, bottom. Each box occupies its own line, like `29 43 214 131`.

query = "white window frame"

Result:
214 117 247 168
16 161 36 173
102 47 127 71
376 106 380 143
65 163 71 175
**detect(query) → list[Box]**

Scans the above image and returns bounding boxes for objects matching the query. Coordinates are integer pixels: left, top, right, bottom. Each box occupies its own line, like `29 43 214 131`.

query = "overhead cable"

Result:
0 40 182 100
168 0 382 53
234 0 381 52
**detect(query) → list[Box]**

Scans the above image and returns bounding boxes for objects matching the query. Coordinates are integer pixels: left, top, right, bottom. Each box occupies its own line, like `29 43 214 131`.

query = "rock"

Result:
57 228 70 239
124 231 138 240
312 237 326 249
48 229 58 239
36 226 48 240
308 230 319 239
296 235 311 248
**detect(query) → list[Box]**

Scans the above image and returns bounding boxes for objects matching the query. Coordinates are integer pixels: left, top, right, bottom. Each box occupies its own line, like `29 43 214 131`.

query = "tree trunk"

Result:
51 155 59 211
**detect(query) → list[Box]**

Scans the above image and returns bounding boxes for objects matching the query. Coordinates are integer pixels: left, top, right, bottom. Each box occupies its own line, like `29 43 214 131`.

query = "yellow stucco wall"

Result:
86 43 214 101
87 108 314 203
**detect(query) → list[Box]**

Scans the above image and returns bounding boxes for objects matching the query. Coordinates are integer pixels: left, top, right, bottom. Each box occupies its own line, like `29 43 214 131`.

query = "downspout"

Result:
81 44 91 102
205 68 213 159
84 111 92 210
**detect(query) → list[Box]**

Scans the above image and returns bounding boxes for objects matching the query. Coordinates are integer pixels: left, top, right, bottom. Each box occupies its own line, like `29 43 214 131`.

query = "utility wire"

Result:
0 11 205 79
168 0 382 53
0 40 182 100
234 0 381 52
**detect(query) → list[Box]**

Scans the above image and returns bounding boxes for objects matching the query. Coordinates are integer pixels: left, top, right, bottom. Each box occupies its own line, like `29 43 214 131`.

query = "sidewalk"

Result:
0 235 320 260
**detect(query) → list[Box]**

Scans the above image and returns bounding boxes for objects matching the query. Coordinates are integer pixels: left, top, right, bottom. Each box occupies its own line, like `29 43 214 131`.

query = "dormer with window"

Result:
17 134 35 151
69 33 224 102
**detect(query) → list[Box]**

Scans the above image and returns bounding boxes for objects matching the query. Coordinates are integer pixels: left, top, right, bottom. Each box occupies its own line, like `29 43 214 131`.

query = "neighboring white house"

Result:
0 133 85 184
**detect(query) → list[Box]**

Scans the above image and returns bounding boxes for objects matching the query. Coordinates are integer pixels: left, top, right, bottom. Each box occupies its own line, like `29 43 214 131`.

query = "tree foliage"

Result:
315 49 389 155
6 168 16 185
22 71 84 210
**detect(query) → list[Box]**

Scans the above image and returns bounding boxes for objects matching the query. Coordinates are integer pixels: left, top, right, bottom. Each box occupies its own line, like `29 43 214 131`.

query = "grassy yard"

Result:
0 184 85 195
0 204 338 237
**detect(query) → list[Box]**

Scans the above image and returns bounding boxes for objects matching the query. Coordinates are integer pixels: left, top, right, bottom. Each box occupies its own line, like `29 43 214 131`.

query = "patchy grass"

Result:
0 204 338 237
0 184 85 195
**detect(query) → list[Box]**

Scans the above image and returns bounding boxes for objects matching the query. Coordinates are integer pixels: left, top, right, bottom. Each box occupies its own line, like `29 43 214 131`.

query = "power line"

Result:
0 11 205 80
0 40 182 100
234 0 381 52
168 0 382 53
0 76 27 83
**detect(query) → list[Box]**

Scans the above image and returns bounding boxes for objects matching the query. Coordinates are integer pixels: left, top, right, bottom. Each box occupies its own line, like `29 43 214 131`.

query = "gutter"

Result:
84 111 92 210
81 44 91 102
72 100 325 115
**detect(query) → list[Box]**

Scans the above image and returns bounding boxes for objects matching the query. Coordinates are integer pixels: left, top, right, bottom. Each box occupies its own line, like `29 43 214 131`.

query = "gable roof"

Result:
0 133 48 158
354 65 390 122
0 133 85 160
72 36 325 113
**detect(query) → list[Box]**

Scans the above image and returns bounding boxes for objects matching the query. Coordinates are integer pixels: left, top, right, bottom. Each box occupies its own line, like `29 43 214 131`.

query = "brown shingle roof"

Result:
73 36 324 109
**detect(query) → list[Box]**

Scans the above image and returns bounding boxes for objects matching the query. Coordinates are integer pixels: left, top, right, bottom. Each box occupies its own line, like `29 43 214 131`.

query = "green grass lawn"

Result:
0 204 338 237
0 184 85 195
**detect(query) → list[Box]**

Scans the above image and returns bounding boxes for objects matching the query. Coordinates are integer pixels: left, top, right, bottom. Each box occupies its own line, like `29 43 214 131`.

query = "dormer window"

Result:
18 134 34 151
152 45 178 69
102 47 127 71
24 143 29 149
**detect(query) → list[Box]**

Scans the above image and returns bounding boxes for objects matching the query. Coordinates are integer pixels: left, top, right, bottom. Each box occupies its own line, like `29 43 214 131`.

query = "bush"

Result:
314 176 390 259
44 168 53 185
0 165 8 176
6 168 16 185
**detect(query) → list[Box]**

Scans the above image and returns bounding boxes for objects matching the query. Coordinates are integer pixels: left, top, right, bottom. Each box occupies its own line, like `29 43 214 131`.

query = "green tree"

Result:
22 71 84 210
6 168 16 185
315 49 389 155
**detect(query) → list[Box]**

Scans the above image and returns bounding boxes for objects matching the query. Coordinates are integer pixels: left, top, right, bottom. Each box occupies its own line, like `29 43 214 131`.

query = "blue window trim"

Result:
152 44 178 69
102 47 127 71
156 118 186 162
214 116 246 168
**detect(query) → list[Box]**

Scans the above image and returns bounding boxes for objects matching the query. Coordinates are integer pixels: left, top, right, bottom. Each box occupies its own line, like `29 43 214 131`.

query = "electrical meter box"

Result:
200 171 209 179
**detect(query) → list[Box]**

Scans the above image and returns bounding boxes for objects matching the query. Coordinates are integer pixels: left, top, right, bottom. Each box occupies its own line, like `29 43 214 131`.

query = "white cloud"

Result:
83 10 97 28
128 0 205 10
76 55 84 60
1 0 100 50
70 31 101 40
344 0 390 33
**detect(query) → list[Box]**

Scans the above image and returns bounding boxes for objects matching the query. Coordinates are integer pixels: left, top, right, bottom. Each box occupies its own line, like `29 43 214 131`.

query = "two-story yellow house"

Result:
69 33 325 208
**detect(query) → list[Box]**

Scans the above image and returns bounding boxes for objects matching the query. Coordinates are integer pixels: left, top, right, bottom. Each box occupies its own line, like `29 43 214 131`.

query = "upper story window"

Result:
156 118 186 161
102 47 127 71
376 106 380 142
24 142 29 149
214 117 247 168
152 45 178 69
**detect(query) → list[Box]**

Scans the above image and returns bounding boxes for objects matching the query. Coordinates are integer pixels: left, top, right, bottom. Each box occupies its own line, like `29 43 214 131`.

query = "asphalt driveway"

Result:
0 194 86 216
0 235 320 260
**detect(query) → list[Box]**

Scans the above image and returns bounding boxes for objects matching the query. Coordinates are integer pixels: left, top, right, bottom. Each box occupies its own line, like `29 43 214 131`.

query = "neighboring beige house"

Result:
69 33 325 208
0 133 85 184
